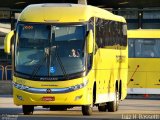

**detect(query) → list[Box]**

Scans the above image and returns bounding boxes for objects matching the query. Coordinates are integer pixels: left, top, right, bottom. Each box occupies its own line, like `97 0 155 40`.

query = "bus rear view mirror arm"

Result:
4 30 14 54
87 30 93 54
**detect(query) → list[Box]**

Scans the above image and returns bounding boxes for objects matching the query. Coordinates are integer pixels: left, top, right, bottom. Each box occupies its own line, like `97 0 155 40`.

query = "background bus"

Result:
4 3 128 115
128 29 160 95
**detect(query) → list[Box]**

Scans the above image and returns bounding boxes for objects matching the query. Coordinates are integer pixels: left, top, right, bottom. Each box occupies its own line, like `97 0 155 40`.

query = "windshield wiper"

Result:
51 46 69 79
50 25 69 79
31 50 48 78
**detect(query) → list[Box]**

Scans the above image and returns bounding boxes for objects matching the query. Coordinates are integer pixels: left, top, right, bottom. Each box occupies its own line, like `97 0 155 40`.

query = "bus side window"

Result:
122 23 127 46
104 20 109 47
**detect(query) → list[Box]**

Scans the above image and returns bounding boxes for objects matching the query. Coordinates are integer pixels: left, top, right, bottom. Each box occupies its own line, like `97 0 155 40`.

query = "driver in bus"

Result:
69 49 80 57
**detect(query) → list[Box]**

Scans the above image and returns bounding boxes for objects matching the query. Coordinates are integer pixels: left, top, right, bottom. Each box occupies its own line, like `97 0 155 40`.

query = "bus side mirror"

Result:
87 30 93 54
4 30 14 54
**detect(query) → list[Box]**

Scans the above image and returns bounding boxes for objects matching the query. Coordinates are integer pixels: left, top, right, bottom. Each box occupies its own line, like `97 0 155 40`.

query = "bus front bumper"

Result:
13 86 92 106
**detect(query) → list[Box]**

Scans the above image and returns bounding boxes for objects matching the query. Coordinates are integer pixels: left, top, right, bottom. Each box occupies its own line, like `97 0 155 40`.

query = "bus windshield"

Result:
15 23 86 79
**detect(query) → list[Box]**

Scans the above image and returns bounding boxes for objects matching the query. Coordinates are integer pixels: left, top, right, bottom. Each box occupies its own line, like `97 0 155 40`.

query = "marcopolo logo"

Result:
46 88 52 93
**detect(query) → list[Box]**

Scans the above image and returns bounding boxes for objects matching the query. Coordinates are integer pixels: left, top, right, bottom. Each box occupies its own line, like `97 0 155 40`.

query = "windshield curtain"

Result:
15 23 86 78
128 38 160 58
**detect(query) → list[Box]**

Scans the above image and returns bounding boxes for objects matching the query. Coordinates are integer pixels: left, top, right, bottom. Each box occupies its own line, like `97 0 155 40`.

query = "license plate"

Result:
42 96 55 101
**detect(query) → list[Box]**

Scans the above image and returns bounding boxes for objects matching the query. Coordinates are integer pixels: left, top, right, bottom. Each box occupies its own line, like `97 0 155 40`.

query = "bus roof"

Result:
128 29 160 38
18 3 126 23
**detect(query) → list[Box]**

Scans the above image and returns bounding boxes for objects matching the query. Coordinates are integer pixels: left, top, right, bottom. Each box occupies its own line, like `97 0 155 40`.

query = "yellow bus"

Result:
128 29 160 95
4 3 128 115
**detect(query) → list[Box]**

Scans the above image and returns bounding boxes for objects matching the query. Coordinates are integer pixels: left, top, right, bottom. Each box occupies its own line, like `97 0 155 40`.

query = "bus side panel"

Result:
128 58 160 94
120 48 128 100
128 58 147 94
146 72 160 94
94 48 120 103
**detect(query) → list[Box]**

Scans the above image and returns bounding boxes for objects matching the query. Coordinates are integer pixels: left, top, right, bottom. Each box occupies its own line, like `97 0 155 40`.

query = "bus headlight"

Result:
12 80 88 93
69 80 88 91
12 82 29 90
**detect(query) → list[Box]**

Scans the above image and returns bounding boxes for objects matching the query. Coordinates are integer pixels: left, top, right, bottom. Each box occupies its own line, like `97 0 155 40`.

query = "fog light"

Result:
74 95 82 101
17 95 23 101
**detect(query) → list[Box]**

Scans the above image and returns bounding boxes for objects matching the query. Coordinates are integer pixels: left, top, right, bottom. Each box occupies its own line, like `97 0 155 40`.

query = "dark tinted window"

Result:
95 18 127 49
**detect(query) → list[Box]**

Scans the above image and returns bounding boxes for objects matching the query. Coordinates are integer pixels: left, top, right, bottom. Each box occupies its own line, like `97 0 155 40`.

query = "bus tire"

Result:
82 105 92 116
107 91 119 112
98 105 107 112
22 105 34 115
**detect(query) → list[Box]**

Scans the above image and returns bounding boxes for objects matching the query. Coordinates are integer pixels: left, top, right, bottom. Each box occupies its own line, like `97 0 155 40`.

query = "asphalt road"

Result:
0 96 160 120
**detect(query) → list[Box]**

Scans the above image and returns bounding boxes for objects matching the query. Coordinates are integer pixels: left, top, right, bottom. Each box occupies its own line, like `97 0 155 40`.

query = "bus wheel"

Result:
82 105 92 116
107 91 119 112
98 105 107 112
22 105 34 115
